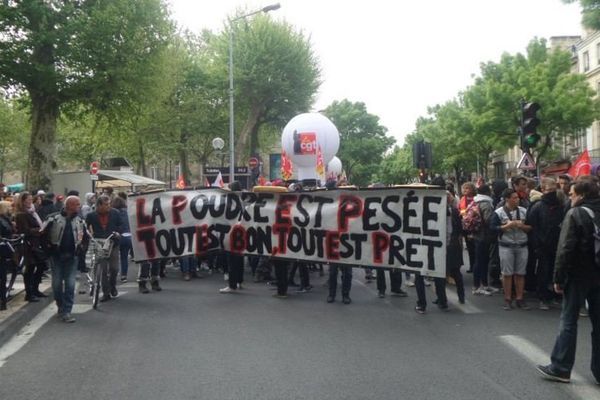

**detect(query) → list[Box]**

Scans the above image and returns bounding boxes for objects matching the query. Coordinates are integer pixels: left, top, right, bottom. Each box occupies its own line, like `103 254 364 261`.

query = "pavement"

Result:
0 275 53 346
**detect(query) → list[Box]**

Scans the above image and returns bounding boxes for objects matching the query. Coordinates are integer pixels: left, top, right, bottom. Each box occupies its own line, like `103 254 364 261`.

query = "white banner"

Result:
127 187 447 277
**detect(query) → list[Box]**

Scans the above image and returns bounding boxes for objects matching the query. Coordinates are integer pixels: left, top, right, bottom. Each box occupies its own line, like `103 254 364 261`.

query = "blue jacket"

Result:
85 209 123 240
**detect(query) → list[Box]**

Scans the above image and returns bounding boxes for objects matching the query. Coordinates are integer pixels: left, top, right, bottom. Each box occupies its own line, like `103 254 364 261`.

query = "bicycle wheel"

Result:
92 263 103 310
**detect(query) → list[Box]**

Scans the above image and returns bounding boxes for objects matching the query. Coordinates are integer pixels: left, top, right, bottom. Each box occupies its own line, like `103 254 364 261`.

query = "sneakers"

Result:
100 294 111 302
503 300 513 311
61 313 76 323
183 272 191 281
297 286 313 293
110 287 118 298
539 301 550 311
151 280 162 291
516 300 531 310
342 296 352 304
120 276 127 283
377 291 385 298
326 295 335 303
406 280 415 287
484 286 500 294
415 306 426 314
391 289 408 297
536 364 570 383
219 286 236 293
139 282 150 294
473 287 492 296
272 293 287 299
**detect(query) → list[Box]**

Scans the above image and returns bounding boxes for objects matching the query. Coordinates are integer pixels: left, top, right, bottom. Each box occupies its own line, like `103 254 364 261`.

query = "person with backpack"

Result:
490 188 532 310
459 182 477 273
525 177 564 310
537 175 600 384
472 184 498 296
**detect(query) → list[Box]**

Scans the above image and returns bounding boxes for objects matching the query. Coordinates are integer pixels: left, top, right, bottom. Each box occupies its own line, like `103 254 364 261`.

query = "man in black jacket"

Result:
85 195 122 302
526 177 564 310
537 175 600 384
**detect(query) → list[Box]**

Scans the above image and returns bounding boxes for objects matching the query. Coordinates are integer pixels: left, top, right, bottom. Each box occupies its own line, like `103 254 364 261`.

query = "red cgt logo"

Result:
293 131 316 155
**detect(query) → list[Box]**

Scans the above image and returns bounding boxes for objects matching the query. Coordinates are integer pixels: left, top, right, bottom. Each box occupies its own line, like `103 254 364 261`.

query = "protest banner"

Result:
128 186 447 278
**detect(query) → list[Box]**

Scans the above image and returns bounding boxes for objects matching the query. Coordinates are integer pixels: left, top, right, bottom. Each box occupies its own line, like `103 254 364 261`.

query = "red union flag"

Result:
281 150 293 181
176 174 185 189
567 149 591 178
316 144 325 177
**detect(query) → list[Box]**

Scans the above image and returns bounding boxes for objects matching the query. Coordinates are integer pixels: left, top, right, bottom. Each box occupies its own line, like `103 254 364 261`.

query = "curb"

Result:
0 287 53 348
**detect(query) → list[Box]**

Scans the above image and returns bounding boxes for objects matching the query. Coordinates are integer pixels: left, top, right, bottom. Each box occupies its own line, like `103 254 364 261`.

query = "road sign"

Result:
516 152 536 170
90 161 99 175
248 157 259 169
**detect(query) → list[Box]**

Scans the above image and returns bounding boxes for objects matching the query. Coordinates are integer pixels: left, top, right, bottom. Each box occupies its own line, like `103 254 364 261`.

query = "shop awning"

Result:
95 170 166 188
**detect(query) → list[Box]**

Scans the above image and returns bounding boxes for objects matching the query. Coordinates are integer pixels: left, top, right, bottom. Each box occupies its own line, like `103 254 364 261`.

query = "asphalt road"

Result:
0 264 598 400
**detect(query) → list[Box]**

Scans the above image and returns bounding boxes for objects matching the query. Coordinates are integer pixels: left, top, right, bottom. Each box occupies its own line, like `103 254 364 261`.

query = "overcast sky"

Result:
168 0 583 146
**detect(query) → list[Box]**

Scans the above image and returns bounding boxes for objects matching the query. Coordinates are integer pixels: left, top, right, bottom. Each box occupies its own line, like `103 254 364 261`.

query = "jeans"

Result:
138 260 160 281
415 274 446 308
227 253 244 289
119 235 132 277
179 256 197 273
550 278 600 381
51 255 78 314
329 264 352 297
474 239 490 288
376 268 402 294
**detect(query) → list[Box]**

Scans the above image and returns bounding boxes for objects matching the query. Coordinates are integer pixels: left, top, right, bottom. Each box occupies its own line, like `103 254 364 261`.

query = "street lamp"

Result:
228 3 281 184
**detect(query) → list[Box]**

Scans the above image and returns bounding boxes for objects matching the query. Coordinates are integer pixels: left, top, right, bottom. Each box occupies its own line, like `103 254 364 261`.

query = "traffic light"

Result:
412 141 432 169
521 102 541 150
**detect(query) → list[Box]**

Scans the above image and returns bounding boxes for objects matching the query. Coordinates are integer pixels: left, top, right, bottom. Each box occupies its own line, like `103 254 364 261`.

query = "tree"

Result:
563 1 600 30
0 97 29 182
0 0 173 190
211 13 321 164
323 100 395 186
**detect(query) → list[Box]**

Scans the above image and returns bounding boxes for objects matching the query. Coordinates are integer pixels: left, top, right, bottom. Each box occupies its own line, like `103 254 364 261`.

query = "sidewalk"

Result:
0 275 53 346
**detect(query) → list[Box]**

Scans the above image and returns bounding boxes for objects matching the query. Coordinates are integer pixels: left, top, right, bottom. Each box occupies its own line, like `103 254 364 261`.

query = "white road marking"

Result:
0 302 55 368
499 334 600 399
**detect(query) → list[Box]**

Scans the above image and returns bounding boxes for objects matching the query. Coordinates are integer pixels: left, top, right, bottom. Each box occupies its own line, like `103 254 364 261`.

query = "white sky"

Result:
168 0 583 146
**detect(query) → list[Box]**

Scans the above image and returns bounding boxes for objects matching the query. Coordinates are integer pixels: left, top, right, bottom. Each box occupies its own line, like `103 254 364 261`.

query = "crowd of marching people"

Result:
1 173 599 384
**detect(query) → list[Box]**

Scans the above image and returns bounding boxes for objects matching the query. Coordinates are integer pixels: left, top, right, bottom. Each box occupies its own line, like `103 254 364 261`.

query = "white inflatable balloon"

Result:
326 156 342 179
281 113 340 180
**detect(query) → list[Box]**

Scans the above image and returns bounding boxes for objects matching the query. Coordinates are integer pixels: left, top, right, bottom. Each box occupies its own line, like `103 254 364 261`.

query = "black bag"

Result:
0 240 14 260
28 240 48 263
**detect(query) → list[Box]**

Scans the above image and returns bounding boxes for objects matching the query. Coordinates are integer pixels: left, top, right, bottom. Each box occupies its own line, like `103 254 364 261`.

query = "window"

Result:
583 51 590 72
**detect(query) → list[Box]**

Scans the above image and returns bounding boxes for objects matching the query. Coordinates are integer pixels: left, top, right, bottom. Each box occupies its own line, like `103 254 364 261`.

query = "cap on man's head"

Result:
45 192 55 200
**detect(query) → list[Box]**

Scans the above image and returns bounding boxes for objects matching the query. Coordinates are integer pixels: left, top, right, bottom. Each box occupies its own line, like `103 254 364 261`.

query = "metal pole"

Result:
228 27 235 185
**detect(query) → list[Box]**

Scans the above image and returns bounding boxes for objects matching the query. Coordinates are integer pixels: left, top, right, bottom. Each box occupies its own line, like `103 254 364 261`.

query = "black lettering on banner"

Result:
362 197 380 231
302 227 316 256
405 238 422 268
350 233 367 260
313 196 334 228
381 196 401 233
246 226 272 254
273 225 289 255
294 194 312 227
253 193 272 223
226 193 242 221
339 233 353 259
403 190 421 234
422 196 441 237
388 235 406 265
190 194 209 220
288 227 303 253
312 229 326 258
151 198 166 224
276 194 297 225
421 239 443 270
156 229 171 256
240 192 257 222
214 224 231 249
136 198 151 227
207 194 226 217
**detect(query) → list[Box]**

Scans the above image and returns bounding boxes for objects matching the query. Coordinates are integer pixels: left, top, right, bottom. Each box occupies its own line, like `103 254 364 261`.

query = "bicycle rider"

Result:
45 196 89 322
85 195 122 302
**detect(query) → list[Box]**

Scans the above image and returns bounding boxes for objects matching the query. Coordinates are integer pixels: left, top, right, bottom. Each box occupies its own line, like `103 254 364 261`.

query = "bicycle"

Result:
86 232 116 309
0 234 25 300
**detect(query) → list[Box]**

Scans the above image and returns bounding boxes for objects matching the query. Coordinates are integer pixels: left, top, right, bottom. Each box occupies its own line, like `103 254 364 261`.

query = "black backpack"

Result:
580 207 600 270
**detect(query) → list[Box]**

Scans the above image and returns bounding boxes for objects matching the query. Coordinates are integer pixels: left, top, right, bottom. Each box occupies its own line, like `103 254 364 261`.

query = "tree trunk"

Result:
26 92 59 191
138 138 147 176
235 103 264 167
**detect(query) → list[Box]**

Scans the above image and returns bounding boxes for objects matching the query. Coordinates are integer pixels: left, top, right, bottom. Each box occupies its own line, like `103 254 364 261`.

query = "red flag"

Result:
567 149 592 178
316 144 325 177
281 151 293 181
176 174 185 189
212 171 225 188
204 177 210 187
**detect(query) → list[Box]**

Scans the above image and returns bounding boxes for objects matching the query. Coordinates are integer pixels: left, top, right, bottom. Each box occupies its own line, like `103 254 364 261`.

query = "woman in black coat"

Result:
14 192 48 302
0 200 16 310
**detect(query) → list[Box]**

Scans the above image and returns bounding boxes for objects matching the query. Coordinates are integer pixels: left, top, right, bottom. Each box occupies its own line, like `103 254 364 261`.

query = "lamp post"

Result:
228 3 281 185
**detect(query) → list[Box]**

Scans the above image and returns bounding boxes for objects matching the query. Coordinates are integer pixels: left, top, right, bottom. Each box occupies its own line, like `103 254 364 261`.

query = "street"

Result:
0 263 598 400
